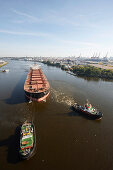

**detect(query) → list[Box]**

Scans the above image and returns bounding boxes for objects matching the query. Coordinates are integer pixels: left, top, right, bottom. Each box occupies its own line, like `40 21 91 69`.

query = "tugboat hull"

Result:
80 109 102 120
72 104 103 120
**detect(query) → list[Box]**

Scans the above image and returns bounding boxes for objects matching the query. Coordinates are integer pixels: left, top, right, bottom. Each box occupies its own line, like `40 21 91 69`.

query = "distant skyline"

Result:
0 0 113 57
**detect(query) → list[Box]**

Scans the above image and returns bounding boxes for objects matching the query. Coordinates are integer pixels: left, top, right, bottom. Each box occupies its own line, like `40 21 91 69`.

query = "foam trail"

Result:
51 88 75 106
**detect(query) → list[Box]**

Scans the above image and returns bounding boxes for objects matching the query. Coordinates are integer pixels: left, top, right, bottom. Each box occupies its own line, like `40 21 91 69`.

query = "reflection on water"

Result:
79 76 100 82
77 75 113 83
0 126 20 164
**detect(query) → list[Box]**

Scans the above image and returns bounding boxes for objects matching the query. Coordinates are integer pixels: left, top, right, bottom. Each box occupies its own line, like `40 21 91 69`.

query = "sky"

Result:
0 0 113 57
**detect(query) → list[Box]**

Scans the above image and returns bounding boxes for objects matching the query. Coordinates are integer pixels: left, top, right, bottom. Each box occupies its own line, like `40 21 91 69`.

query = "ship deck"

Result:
24 68 50 93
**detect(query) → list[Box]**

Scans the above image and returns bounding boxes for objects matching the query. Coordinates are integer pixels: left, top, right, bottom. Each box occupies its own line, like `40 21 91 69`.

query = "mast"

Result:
105 52 108 58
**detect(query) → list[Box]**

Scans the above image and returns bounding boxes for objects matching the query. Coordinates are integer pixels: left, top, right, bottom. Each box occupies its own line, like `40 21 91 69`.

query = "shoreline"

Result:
41 61 113 80
0 62 8 68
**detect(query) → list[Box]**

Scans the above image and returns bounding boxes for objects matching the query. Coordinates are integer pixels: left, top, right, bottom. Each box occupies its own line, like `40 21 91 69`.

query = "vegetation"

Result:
43 60 61 67
61 65 69 71
71 65 113 79
41 60 113 79
42 60 69 71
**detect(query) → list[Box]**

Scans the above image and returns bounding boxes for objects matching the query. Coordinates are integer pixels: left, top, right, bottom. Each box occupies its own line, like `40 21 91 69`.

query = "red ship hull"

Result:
24 65 50 102
25 91 50 102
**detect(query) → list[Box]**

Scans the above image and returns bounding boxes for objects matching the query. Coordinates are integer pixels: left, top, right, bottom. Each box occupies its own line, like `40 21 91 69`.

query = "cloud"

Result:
11 9 97 29
12 9 42 23
53 37 100 48
44 10 80 26
0 29 49 37
11 9 81 27
45 9 99 28
12 20 25 24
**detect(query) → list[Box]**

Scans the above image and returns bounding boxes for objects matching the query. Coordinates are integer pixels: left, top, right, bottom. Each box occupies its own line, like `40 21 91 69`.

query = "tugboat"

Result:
72 100 102 120
19 121 36 159
2 69 9 72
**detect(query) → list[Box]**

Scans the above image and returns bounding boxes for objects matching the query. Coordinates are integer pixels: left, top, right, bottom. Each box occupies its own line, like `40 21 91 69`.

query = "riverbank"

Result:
72 65 113 79
41 60 113 80
0 62 8 68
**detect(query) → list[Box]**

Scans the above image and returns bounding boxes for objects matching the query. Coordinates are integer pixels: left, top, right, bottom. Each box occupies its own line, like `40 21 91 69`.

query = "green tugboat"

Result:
19 121 36 159
72 100 103 120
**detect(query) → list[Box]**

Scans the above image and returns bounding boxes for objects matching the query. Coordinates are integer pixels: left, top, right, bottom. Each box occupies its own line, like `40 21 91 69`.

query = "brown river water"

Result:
0 60 113 170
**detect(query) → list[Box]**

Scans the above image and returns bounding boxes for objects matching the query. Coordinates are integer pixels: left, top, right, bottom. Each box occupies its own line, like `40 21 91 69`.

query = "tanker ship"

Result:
24 65 50 102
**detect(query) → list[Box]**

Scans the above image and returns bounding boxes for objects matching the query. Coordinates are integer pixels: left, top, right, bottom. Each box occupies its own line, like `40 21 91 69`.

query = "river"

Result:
0 60 113 170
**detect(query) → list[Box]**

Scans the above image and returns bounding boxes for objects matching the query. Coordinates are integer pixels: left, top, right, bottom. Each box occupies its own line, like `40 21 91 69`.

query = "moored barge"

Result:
72 100 102 120
24 65 50 102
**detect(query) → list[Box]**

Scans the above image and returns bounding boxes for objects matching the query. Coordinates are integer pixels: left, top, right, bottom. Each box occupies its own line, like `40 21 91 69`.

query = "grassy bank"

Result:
71 65 113 79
